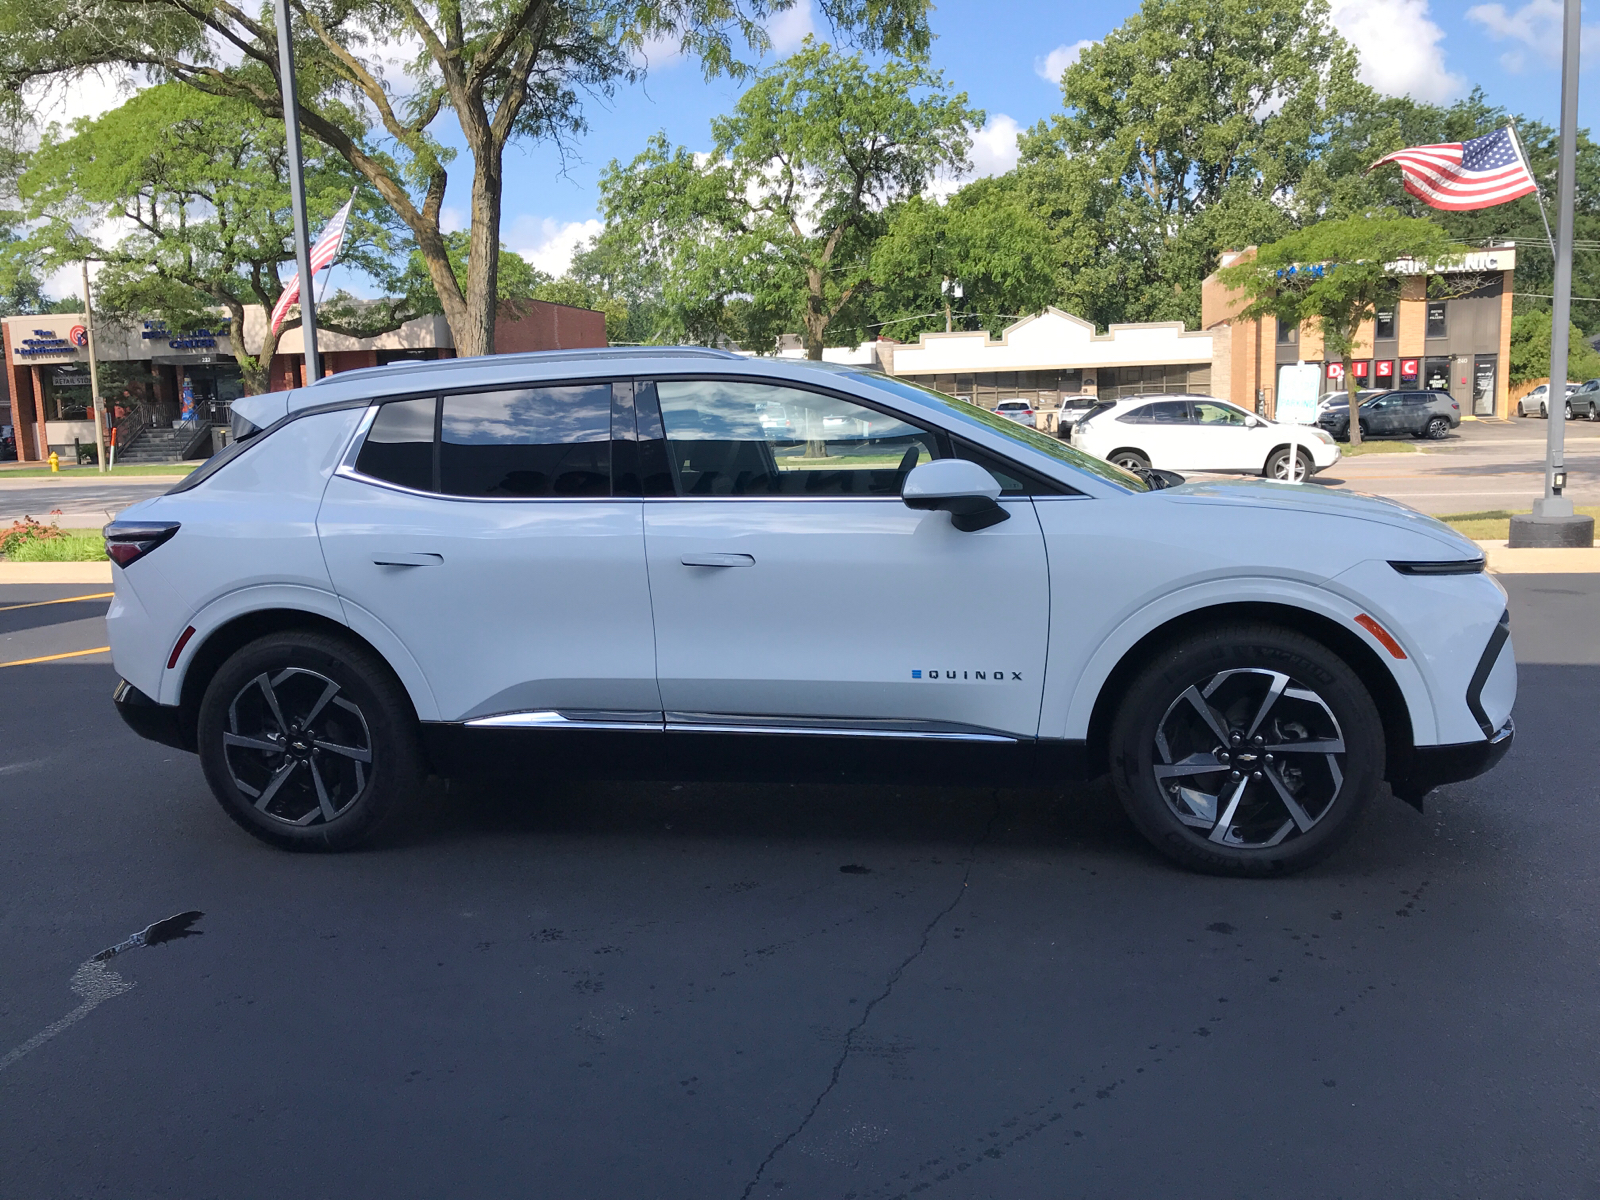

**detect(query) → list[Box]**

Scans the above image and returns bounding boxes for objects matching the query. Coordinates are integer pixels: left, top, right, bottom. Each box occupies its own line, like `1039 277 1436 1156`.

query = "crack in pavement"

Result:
738 807 998 1200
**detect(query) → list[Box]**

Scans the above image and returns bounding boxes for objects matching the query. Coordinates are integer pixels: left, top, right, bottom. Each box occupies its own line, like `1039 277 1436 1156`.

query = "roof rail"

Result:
308 344 746 385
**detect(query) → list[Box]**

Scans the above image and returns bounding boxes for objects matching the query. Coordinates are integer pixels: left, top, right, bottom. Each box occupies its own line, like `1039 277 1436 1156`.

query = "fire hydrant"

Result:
48 451 59 473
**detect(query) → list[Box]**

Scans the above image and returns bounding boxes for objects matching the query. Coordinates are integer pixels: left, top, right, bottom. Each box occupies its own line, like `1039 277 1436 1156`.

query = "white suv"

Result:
105 350 1514 875
1073 395 1341 480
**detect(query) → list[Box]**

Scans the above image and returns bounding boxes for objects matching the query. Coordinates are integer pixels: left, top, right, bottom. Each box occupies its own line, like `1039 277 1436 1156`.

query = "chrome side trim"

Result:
664 712 1019 743
465 709 665 731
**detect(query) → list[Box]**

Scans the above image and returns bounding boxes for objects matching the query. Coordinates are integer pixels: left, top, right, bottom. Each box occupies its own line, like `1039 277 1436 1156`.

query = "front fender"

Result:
1049 575 1437 747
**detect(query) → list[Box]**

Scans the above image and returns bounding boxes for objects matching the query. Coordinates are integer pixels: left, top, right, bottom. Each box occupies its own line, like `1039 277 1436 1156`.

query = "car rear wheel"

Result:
1108 624 1384 876
1264 446 1311 481
1425 416 1450 439
1109 449 1151 472
1566 401 1574 420
197 630 425 851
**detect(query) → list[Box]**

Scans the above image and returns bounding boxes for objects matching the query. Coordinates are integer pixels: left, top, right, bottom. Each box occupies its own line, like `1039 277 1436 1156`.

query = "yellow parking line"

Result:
0 592 113 613
0 646 112 668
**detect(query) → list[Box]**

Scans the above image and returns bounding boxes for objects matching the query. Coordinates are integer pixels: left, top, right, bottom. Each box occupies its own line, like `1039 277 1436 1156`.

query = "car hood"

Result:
1157 479 1478 555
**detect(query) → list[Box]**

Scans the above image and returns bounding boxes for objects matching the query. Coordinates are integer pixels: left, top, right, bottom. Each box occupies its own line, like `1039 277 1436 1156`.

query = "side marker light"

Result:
1355 614 1407 659
168 626 196 670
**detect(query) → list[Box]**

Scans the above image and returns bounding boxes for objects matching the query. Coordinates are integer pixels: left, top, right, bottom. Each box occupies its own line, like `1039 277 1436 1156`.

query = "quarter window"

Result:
355 396 437 492
439 385 611 497
655 380 938 496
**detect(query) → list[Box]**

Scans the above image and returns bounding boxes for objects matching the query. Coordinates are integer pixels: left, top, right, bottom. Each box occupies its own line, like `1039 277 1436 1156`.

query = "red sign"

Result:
1376 360 1394 379
1354 360 1369 379
68 325 88 347
1326 362 1343 380
1400 359 1419 377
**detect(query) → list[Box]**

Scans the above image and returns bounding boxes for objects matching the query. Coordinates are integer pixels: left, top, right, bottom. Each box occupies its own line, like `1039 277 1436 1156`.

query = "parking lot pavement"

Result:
0 476 180 527
0 576 1596 1198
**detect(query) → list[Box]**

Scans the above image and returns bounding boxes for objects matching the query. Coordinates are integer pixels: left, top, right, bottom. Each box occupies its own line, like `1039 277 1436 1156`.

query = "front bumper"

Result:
1388 718 1514 806
113 679 193 752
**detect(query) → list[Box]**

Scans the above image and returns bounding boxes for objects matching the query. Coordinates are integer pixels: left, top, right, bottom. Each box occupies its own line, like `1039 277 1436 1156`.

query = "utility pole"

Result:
81 261 107 473
273 0 321 384
1513 0 1594 547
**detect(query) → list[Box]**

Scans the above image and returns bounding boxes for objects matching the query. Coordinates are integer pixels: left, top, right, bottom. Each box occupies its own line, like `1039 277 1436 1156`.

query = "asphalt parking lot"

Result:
1 576 1597 1198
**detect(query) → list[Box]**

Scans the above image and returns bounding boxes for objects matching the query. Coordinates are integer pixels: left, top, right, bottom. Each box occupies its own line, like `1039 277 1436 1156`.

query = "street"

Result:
1 574 1595 1198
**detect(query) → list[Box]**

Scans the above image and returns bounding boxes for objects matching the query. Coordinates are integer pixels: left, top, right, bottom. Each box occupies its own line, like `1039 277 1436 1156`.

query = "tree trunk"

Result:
457 152 505 358
1345 356 1362 446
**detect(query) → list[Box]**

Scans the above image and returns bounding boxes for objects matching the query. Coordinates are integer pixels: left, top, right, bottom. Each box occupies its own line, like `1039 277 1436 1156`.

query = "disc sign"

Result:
1276 363 1322 426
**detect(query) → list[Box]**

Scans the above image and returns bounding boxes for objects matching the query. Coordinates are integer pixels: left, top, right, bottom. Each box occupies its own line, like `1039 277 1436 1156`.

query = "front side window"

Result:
355 396 437 491
440 385 611 497
655 380 937 496
1193 401 1248 426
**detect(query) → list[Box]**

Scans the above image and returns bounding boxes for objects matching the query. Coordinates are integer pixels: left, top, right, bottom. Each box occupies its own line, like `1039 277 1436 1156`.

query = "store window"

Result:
1423 357 1452 392
1375 308 1396 339
1277 320 1298 344
46 366 93 420
1426 302 1448 338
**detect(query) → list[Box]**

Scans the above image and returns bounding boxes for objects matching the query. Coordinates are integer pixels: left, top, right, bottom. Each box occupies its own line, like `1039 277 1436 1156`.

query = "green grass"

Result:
3 529 107 562
1338 439 1419 456
1439 506 1600 541
0 462 197 478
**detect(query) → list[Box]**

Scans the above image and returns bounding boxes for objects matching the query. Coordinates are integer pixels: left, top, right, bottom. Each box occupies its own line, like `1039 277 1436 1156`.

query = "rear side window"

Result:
440 385 611 497
1120 400 1189 425
355 396 437 492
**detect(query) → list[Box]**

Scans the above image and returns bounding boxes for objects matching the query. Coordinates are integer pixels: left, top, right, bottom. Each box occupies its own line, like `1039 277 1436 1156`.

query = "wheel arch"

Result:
1079 600 1415 783
1105 446 1150 465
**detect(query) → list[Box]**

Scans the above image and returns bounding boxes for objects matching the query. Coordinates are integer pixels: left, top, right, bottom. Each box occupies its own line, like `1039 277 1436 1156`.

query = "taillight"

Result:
104 521 180 568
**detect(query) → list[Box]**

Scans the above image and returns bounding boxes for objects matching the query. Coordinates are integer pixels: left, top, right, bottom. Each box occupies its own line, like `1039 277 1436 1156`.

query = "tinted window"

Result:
1426 302 1447 338
1375 308 1396 339
1193 401 1247 426
953 441 1071 496
1120 400 1189 425
656 380 937 496
439 386 611 497
356 396 437 491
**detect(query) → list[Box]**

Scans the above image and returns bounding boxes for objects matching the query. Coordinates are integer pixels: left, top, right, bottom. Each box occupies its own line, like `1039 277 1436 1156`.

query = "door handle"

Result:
372 552 443 567
680 553 755 568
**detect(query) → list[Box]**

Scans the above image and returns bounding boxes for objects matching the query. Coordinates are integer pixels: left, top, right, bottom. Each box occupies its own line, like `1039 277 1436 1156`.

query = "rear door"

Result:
317 381 660 722
638 376 1051 739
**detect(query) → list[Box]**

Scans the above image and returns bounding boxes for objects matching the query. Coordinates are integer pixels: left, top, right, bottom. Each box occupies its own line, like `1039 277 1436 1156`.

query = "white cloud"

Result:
440 207 467 234
1034 40 1094 86
1330 0 1465 102
506 215 605 276
768 0 815 54
929 114 1021 199
1466 0 1600 69
25 69 134 130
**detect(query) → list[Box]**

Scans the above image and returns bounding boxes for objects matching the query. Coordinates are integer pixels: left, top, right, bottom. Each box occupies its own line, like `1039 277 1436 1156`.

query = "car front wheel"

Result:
1566 401 1574 419
1425 416 1450 439
1264 446 1311 481
197 630 425 851
1108 624 1384 876
1109 449 1151 472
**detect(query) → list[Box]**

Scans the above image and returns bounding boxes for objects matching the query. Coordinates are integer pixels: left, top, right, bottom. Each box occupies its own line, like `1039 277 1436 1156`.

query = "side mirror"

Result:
902 459 1010 532
1244 415 1261 428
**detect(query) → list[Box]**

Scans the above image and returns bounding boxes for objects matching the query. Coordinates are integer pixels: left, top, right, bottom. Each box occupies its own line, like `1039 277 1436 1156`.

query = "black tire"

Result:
1357 419 1371 440
1263 446 1311 481
1565 401 1574 420
197 629 425 851
1541 402 1549 419
1108 623 1384 877
1425 416 1450 439
1109 449 1151 472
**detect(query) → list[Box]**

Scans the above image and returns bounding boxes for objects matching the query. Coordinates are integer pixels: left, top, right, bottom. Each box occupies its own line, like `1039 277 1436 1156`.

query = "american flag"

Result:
269 195 356 336
1369 126 1538 212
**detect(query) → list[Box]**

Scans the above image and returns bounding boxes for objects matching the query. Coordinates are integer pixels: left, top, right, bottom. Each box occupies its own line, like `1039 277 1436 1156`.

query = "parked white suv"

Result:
1073 394 1341 480
105 350 1513 875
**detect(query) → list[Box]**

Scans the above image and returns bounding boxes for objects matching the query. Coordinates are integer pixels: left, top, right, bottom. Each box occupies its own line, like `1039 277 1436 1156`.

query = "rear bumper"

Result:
113 679 193 752
1389 718 1513 805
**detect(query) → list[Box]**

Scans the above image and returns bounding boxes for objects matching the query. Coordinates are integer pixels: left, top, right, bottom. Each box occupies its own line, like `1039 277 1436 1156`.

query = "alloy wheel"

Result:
223 668 373 826
1152 667 1346 850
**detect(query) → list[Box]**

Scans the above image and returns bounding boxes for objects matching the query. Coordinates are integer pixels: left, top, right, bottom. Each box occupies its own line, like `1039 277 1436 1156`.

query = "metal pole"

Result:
81 261 107 473
273 0 321 385
1537 0 1580 519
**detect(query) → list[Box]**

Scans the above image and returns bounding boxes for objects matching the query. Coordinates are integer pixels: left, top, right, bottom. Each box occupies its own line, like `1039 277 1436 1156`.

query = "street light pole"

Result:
81 261 107 474
273 0 321 385
1513 0 1594 547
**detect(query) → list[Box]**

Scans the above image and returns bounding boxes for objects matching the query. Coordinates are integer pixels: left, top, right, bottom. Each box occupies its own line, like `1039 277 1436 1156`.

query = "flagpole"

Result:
316 188 357 306
273 0 320 385
1506 121 1557 260
1512 0 1593 548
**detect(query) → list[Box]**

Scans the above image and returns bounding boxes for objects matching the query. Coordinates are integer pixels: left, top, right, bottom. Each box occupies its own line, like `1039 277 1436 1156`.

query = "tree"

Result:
21 84 406 393
598 38 981 358
1015 0 1372 330
0 0 933 360
869 178 1060 340
1219 214 1463 445
1508 309 1600 386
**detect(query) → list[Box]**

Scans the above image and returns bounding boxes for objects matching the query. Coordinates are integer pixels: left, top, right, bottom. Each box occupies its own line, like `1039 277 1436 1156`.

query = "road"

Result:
0 476 179 528
1 576 1596 1198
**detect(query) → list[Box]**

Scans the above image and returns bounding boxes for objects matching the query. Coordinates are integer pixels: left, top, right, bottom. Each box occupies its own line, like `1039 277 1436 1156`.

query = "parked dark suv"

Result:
1317 389 1460 440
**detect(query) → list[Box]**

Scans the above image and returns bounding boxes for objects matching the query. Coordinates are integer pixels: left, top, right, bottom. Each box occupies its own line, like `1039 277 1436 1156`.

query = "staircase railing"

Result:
178 421 215 460
111 405 151 459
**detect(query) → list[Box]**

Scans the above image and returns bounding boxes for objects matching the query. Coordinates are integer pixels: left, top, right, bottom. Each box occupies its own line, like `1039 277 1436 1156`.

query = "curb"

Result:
1475 540 1600 574
0 562 114 583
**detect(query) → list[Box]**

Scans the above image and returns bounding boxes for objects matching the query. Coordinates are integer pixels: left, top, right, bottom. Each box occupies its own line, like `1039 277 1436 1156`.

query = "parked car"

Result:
1515 381 1581 418
994 399 1036 427
0 424 15 462
1560 379 1600 421
105 349 1512 877
1047 394 1101 439
1318 388 1384 414
1318 390 1459 440
1071 394 1341 479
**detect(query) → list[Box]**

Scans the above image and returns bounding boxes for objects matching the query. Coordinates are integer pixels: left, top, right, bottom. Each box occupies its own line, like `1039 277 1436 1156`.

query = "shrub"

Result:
0 511 65 556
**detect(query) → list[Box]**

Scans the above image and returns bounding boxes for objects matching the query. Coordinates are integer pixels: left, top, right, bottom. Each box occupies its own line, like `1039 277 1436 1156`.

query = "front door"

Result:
317 382 660 722
1187 399 1264 471
639 378 1051 739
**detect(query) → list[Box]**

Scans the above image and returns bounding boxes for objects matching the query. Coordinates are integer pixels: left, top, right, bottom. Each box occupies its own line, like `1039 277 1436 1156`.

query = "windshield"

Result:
846 373 1150 492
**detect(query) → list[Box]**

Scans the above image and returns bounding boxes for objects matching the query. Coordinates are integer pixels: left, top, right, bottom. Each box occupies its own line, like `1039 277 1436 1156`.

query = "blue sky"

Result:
469 0 1600 275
